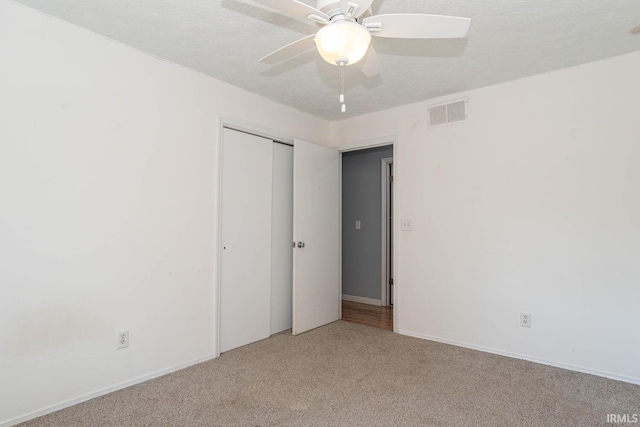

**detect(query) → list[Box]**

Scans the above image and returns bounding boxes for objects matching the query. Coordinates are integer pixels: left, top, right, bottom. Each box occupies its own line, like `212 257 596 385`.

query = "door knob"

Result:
297 241 305 248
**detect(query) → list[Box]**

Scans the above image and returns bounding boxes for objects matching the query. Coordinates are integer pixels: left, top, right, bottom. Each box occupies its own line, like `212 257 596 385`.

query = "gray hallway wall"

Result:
342 145 393 301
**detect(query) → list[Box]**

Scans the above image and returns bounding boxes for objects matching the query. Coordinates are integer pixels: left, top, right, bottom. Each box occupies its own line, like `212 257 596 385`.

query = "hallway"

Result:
341 300 392 331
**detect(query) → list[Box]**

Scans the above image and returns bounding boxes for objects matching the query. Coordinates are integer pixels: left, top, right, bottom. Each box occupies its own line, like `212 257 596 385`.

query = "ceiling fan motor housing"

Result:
316 0 372 20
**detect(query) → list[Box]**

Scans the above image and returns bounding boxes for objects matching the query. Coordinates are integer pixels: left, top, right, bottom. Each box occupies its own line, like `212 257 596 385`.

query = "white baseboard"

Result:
342 294 382 306
1 353 216 427
398 329 640 386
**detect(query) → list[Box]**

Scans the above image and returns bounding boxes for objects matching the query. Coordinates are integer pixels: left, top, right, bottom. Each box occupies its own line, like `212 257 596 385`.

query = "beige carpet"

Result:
21 321 639 426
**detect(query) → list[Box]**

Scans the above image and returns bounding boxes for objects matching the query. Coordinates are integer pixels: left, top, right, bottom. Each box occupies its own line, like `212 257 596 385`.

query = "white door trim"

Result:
219 115 294 145
380 157 393 307
337 135 397 153
338 135 399 332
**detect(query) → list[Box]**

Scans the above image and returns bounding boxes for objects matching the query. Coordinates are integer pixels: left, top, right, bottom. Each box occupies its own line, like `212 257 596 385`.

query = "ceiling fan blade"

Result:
363 14 470 39
340 0 374 18
259 34 316 64
359 46 381 77
253 0 330 23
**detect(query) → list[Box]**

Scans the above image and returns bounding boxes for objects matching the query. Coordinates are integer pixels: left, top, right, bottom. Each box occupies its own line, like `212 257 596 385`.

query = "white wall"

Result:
0 1 329 425
332 52 640 384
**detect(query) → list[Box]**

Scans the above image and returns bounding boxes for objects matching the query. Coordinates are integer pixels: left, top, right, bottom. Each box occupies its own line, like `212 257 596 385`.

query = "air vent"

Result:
428 105 447 126
428 98 468 127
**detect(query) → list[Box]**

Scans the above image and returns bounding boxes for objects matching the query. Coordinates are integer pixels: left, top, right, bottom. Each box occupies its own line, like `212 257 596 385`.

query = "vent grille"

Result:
429 105 447 126
428 98 468 127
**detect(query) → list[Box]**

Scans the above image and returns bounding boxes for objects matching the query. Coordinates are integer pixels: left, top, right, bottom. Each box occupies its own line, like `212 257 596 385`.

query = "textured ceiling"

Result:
13 0 640 120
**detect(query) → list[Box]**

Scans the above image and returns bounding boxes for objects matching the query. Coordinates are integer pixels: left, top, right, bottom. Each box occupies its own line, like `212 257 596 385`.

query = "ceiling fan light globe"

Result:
315 21 371 66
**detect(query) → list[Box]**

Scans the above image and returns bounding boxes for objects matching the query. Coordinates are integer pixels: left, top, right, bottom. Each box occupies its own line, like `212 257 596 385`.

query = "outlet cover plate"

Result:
117 330 129 349
520 313 532 328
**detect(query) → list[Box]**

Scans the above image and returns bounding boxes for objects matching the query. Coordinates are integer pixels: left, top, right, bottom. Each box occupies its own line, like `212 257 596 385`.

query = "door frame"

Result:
380 157 393 307
338 135 398 332
215 116 294 357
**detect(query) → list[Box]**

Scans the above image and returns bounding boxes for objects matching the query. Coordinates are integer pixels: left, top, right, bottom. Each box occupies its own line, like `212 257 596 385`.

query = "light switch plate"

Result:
401 218 413 231
355 220 361 230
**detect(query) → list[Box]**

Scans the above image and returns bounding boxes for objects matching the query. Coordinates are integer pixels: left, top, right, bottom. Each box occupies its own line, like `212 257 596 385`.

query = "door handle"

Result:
297 241 305 248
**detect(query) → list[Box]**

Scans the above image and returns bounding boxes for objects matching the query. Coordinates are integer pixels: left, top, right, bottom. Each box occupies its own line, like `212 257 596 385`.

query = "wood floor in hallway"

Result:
341 300 393 331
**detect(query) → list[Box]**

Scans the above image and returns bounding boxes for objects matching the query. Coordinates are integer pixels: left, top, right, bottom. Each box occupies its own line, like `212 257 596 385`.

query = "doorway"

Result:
340 145 393 331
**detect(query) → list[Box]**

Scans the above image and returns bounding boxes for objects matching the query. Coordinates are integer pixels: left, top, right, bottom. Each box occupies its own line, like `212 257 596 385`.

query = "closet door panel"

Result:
271 143 294 334
220 128 273 352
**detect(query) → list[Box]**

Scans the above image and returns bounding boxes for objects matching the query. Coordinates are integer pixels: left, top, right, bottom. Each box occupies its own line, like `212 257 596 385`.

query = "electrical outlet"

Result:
116 330 129 349
520 313 532 328
401 218 413 231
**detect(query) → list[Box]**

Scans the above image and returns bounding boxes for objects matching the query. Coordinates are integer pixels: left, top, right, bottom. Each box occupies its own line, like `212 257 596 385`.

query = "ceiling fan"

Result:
252 0 471 111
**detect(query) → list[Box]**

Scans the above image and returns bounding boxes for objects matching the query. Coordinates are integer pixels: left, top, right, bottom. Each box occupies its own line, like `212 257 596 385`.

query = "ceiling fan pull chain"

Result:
340 64 346 113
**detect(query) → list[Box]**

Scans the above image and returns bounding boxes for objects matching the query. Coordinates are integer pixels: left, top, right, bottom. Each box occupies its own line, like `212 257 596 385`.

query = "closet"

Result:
219 127 293 353
219 126 340 353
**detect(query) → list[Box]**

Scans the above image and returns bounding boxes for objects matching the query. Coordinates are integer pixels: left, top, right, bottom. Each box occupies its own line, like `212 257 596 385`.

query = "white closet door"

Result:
292 139 340 335
270 143 294 334
220 128 273 353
